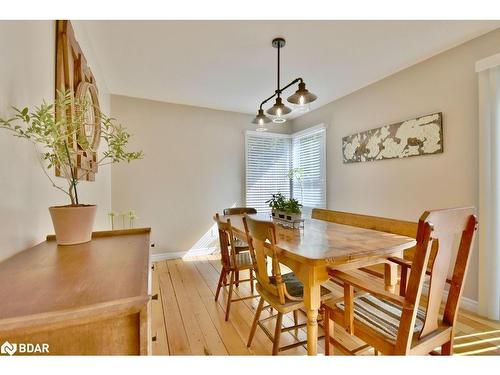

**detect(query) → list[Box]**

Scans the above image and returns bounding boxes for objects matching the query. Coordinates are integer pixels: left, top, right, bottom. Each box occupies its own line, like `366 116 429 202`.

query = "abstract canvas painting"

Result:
342 112 443 164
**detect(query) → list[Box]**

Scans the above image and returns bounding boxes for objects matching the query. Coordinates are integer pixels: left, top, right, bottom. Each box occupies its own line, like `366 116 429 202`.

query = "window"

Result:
245 124 326 212
245 132 291 212
292 125 326 209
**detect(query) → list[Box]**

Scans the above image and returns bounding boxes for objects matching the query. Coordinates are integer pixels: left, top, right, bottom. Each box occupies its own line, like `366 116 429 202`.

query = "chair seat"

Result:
234 238 249 248
230 252 253 270
332 293 426 341
257 274 332 314
269 272 333 299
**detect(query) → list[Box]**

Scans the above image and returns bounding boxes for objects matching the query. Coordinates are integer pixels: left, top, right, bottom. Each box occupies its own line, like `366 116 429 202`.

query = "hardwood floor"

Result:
151 255 500 356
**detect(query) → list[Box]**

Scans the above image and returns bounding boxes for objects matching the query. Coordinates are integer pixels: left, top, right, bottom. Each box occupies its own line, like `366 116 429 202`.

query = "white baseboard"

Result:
150 251 185 262
457 295 478 314
422 283 478 314
150 247 218 262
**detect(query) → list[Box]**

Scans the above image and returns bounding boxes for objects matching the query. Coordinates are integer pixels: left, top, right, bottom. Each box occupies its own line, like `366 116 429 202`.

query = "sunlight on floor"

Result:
453 329 500 355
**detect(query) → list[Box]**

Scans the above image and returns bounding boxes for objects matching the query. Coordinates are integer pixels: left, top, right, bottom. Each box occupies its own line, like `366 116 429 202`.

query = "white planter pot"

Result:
271 209 301 222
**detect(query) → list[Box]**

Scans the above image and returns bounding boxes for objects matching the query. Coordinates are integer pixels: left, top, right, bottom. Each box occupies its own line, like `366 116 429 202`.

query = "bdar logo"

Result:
1 341 17 356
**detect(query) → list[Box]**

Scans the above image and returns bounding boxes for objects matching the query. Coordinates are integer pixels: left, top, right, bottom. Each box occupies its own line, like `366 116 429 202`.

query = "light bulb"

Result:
299 95 305 105
258 118 263 125
276 107 282 116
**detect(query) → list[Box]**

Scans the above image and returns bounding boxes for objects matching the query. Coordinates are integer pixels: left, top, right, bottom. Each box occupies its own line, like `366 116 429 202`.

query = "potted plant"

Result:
266 193 286 218
283 198 303 221
266 193 303 221
0 90 143 245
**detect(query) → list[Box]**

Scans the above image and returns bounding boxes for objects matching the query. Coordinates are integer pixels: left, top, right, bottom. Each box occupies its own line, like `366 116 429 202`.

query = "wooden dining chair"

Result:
223 207 258 216
213 213 257 321
243 215 333 355
222 207 257 286
322 207 478 355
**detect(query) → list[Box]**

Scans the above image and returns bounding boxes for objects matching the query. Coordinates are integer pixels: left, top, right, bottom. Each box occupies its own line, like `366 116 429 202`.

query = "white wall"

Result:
291 27 500 302
0 21 112 262
110 95 290 256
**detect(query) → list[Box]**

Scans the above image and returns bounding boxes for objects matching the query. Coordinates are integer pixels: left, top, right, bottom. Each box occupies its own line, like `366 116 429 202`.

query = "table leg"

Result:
280 260 327 356
303 282 321 356
384 262 398 293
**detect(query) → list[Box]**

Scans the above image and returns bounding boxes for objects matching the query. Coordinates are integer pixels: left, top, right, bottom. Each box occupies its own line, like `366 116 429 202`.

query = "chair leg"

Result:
225 271 235 321
249 269 254 294
441 340 453 355
293 310 299 330
247 297 265 347
323 307 331 356
215 269 226 302
272 312 283 355
235 270 240 287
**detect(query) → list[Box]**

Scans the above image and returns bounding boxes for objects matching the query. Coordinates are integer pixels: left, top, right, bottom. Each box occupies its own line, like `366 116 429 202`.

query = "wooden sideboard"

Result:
0 228 152 355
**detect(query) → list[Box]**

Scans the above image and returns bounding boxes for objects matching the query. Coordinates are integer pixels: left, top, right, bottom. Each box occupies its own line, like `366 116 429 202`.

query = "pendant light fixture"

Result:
251 108 271 131
251 37 318 130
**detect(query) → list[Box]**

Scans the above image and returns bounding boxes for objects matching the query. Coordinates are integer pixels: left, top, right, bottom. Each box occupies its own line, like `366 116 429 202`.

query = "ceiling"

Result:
80 20 500 118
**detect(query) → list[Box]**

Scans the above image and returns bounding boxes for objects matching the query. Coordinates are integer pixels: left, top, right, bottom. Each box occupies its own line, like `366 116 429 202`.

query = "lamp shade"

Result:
251 109 272 124
266 97 292 116
287 82 317 105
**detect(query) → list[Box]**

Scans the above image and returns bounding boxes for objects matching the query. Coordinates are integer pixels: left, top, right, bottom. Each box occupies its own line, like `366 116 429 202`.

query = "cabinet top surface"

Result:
0 229 151 321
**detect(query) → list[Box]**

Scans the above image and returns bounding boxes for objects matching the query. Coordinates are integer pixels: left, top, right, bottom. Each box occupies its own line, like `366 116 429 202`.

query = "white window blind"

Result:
245 132 291 212
245 125 326 213
292 125 326 209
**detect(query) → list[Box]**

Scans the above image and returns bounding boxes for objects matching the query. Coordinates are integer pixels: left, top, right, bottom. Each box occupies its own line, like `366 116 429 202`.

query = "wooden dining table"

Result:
221 213 417 356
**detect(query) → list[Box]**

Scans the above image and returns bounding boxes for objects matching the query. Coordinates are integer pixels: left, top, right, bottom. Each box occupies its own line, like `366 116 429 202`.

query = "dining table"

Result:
221 212 417 355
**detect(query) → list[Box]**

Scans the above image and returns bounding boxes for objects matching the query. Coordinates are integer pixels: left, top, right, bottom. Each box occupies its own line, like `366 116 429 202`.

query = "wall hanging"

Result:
56 20 101 181
342 112 443 164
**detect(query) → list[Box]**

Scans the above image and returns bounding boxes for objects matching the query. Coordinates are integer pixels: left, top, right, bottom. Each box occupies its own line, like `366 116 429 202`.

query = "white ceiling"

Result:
80 20 500 117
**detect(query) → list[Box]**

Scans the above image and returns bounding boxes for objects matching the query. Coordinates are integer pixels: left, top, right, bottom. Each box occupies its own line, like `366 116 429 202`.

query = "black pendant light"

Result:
266 97 292 117
251 109 271 125
287 81 318 105
252 37 318 130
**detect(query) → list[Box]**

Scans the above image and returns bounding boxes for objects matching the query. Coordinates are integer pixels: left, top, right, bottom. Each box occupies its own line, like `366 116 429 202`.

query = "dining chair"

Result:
223 207 258 216
213 213 257 321
222 207 258 286
322 207 478 355
243 215 333 355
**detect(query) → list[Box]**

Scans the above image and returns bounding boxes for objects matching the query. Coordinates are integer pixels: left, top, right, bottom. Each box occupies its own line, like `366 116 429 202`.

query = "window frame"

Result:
244 124 327 212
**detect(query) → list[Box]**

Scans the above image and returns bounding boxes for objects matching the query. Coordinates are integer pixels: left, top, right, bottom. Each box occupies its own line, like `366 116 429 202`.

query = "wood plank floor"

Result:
151 255 500 356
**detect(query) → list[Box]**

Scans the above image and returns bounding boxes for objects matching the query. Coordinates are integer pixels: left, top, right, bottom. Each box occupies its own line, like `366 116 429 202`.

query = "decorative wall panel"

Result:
55 20 101 181
342 112 443 164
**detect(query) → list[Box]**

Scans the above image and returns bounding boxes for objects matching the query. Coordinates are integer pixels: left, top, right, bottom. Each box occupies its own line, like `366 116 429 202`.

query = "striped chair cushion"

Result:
336 293 426 341
234 238 248 248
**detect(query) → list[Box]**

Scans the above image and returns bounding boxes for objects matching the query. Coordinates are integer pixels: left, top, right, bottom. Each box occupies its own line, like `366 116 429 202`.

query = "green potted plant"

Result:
0 90 143 245
266 193 303 221
283 198 303 221
266 193 286 218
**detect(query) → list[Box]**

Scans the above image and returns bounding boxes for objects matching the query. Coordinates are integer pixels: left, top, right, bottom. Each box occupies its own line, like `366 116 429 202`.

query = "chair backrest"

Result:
395 207 477 353
242 215 292 304
213 213 236 269
223 207 258 216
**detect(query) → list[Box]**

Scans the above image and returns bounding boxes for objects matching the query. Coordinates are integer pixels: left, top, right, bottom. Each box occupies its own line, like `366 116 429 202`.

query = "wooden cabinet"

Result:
0 228 152 355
